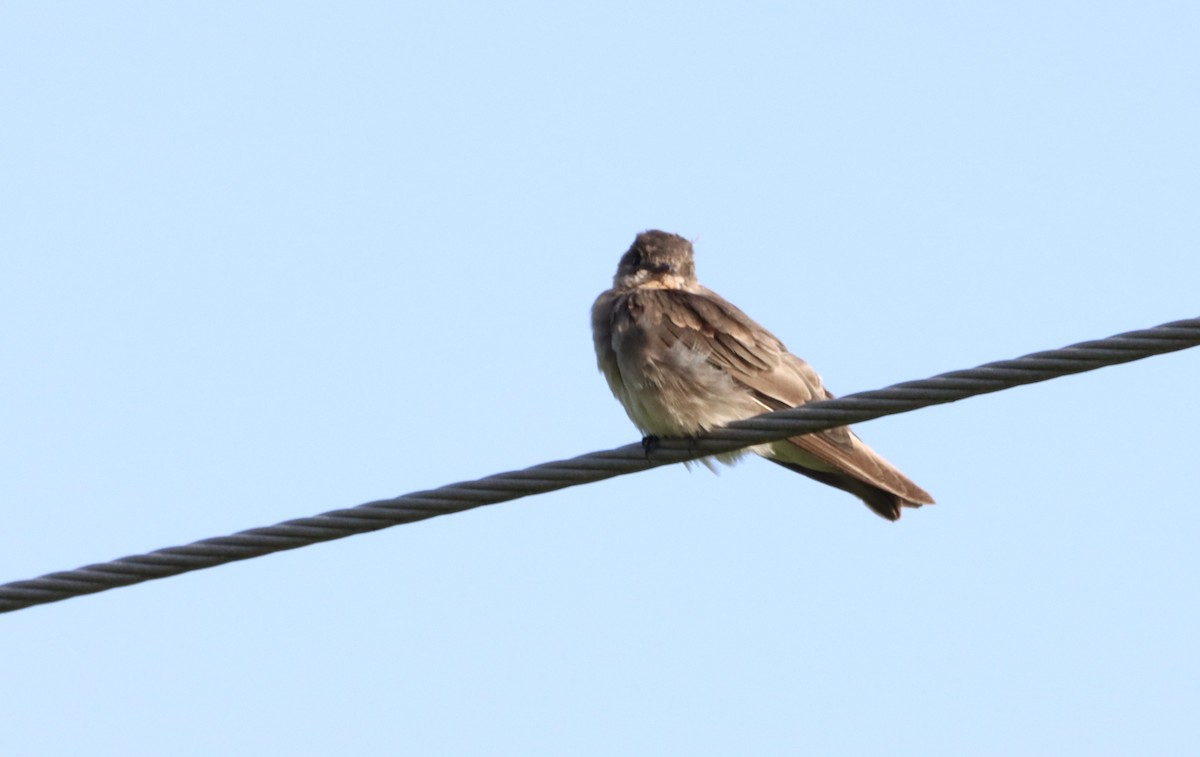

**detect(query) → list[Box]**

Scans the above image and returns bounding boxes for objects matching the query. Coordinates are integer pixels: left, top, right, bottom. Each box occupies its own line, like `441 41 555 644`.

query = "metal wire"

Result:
2 317 1197 614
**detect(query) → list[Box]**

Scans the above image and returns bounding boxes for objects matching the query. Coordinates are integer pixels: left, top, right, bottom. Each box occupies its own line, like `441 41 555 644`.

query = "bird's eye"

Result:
628 250 643 268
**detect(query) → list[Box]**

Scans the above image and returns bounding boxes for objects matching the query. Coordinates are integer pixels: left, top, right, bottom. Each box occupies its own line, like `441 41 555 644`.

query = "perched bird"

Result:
591 230 934 521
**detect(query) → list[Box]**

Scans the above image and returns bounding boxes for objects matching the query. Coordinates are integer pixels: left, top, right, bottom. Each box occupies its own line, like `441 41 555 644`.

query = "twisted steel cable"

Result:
2 316 1197 614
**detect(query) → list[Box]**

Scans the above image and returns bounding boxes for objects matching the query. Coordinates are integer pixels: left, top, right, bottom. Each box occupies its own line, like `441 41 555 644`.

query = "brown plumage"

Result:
592 230 934 521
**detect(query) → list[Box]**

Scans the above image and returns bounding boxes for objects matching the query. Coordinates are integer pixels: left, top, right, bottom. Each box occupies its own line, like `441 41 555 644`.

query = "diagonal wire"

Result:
1 316 1197 614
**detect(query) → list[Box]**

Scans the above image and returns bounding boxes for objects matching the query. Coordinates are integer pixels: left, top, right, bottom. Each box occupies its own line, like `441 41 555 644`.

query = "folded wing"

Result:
650 287 934 518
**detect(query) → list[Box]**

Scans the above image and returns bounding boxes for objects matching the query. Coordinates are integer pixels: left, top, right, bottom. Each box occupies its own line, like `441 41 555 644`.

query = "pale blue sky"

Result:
3 3 1199 755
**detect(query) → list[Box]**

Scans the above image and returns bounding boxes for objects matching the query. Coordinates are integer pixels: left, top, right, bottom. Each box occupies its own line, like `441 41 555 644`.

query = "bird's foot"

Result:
641 435 660 460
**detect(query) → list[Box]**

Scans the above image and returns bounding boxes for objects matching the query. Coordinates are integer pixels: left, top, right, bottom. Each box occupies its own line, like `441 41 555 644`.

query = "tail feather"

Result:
769 460 927 521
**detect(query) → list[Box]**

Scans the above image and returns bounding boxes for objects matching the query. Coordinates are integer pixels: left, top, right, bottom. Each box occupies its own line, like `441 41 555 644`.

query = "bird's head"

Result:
612 230 698 291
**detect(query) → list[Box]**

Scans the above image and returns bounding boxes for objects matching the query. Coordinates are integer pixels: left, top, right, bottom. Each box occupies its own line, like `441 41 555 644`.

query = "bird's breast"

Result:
596 291 760 437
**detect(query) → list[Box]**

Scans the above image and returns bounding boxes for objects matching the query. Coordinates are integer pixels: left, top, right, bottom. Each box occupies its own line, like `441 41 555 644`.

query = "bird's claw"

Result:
641 435 660 460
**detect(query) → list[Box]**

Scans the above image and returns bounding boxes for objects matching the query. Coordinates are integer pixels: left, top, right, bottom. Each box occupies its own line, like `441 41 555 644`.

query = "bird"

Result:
591 229 934 521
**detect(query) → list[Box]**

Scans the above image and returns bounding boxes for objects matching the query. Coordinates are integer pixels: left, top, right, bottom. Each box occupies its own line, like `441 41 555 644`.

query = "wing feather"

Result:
645 288 934 506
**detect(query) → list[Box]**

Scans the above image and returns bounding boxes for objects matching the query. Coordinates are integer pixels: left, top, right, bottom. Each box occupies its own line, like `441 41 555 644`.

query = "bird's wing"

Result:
650 287 934 505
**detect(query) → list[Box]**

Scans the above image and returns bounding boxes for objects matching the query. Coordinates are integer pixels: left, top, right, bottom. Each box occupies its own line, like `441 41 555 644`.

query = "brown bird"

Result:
591 229 934 520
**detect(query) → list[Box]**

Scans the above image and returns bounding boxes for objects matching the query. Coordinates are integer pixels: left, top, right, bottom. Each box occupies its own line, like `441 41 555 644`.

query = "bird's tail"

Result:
769 460 928 521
